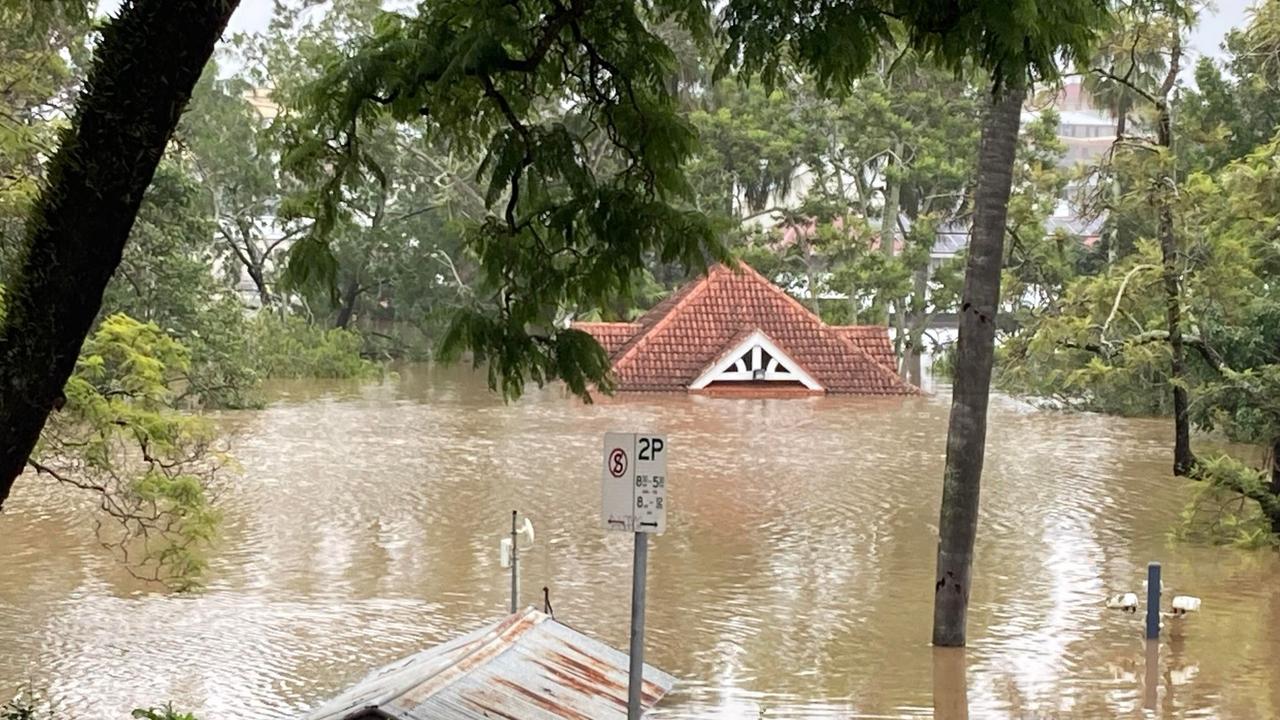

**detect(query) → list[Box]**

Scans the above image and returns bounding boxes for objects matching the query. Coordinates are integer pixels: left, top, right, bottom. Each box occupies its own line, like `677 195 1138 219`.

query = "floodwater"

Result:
2 364 1278 719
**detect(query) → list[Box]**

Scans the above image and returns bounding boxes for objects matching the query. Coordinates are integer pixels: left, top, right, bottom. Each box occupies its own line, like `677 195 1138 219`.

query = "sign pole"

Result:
1145 561 1161 639
627 531 649 720
510 510 519 613
603 432 666 720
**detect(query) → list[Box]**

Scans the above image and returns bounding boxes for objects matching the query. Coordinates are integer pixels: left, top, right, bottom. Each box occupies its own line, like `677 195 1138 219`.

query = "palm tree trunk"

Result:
0 0 239 509
932 78 1024 647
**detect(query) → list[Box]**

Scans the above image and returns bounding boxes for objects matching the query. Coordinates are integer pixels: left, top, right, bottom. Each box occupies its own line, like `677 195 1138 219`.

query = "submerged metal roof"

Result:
304 608 676 720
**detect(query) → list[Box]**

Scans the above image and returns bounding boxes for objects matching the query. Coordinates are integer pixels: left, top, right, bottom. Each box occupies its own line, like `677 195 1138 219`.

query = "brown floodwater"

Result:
1 364 1278 719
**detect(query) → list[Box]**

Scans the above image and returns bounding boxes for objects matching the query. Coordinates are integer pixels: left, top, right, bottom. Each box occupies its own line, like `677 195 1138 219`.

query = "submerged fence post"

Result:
1145 562 1161 639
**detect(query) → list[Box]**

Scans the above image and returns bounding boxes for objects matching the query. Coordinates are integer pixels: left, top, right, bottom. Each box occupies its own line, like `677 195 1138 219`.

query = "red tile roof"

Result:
573 263 915 395
572 322 641 355
830 325 898 374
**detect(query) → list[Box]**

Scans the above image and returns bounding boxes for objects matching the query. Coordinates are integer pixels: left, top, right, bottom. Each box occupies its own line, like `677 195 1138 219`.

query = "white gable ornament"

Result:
689 328 823 390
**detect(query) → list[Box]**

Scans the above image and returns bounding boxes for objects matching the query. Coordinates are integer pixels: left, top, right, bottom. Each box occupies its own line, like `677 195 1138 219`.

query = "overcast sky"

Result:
99 0 1258 77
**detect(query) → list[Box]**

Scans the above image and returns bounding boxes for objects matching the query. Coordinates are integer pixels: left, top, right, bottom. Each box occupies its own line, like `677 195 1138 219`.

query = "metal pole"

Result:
627 531 649 720
1145 561 1161 639
511 510 519 614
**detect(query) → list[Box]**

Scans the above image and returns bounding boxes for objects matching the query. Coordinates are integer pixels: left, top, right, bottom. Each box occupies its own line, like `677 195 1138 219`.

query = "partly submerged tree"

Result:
0 0 241 509
719 0 1108 646
904 3 1106 649
31 313 223 588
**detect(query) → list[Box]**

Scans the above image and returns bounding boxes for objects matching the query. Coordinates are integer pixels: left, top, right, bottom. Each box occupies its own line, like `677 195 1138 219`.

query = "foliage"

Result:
1001 2 1280 535
1 686 49 720
1176 455 1279 548
103 160 262 409
246 314 377 380
32 314 223 589
0 1 88 277
688 58 981 377
280 0 727 400
1180 0 1280 170
720 0 1108 94
178 62 292 310
131 704 199 720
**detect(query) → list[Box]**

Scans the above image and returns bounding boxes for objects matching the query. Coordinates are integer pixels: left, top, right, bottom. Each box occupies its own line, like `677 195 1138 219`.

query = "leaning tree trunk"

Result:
932 78 1025 647
0 0 240 509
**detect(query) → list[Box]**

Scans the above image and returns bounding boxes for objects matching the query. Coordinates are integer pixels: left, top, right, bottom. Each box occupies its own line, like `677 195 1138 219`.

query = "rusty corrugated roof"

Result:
304 608 676 720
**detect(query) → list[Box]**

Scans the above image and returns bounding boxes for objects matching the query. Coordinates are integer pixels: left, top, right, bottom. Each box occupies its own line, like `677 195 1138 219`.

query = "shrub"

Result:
132 704 198 720
246 314 376 379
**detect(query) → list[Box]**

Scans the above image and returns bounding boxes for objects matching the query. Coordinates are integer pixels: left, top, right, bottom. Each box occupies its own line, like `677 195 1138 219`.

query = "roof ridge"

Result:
611 266 721 373
731 261 838 331
732 265 912 389
401 608 547 705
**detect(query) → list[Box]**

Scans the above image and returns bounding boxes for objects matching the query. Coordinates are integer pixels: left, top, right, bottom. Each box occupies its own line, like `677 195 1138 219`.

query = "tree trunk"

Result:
335 276 363 329
881 146 902 355
0 0 239 509
932 78 1024 647
246 260 273 309
907 266 929 386
1154 37 1192 477
803 235 820 315
1269 438 1280 498
1156 108 1192 476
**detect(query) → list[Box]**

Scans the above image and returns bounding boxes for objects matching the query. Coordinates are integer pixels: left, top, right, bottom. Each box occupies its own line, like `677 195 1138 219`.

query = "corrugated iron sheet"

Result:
304 608 676 720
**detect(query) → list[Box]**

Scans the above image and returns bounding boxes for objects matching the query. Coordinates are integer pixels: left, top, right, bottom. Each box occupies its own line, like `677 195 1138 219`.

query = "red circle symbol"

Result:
608 448 628 478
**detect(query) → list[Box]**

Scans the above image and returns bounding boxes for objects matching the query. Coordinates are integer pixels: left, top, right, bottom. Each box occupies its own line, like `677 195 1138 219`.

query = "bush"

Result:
2 686 47 720
246 314 377 380
132 705 199 720
1176 454 1279 548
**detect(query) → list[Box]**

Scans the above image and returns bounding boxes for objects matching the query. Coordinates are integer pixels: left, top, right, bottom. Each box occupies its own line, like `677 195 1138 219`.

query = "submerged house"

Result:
306 608 676 720
575 263 914 396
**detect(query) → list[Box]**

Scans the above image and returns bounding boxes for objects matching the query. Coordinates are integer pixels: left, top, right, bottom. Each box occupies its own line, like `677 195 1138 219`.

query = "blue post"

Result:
1145 562 1161 639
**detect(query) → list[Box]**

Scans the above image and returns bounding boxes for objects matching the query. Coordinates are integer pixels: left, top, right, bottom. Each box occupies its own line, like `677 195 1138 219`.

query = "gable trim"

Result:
689 329 823 391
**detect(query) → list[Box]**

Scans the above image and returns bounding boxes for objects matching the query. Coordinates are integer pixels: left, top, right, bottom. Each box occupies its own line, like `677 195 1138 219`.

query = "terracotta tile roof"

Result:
576 263 915 395
830 325 898 374
572 322 640 356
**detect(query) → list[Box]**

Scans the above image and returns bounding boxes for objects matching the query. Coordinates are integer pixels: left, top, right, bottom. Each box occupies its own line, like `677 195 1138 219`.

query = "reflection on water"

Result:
1 364 1279 718
933 648 967 720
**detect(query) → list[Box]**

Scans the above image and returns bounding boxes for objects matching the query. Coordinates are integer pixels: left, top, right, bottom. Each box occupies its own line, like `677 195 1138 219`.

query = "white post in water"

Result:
510 510 519 613
602 432 667 720
500 512 534 614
